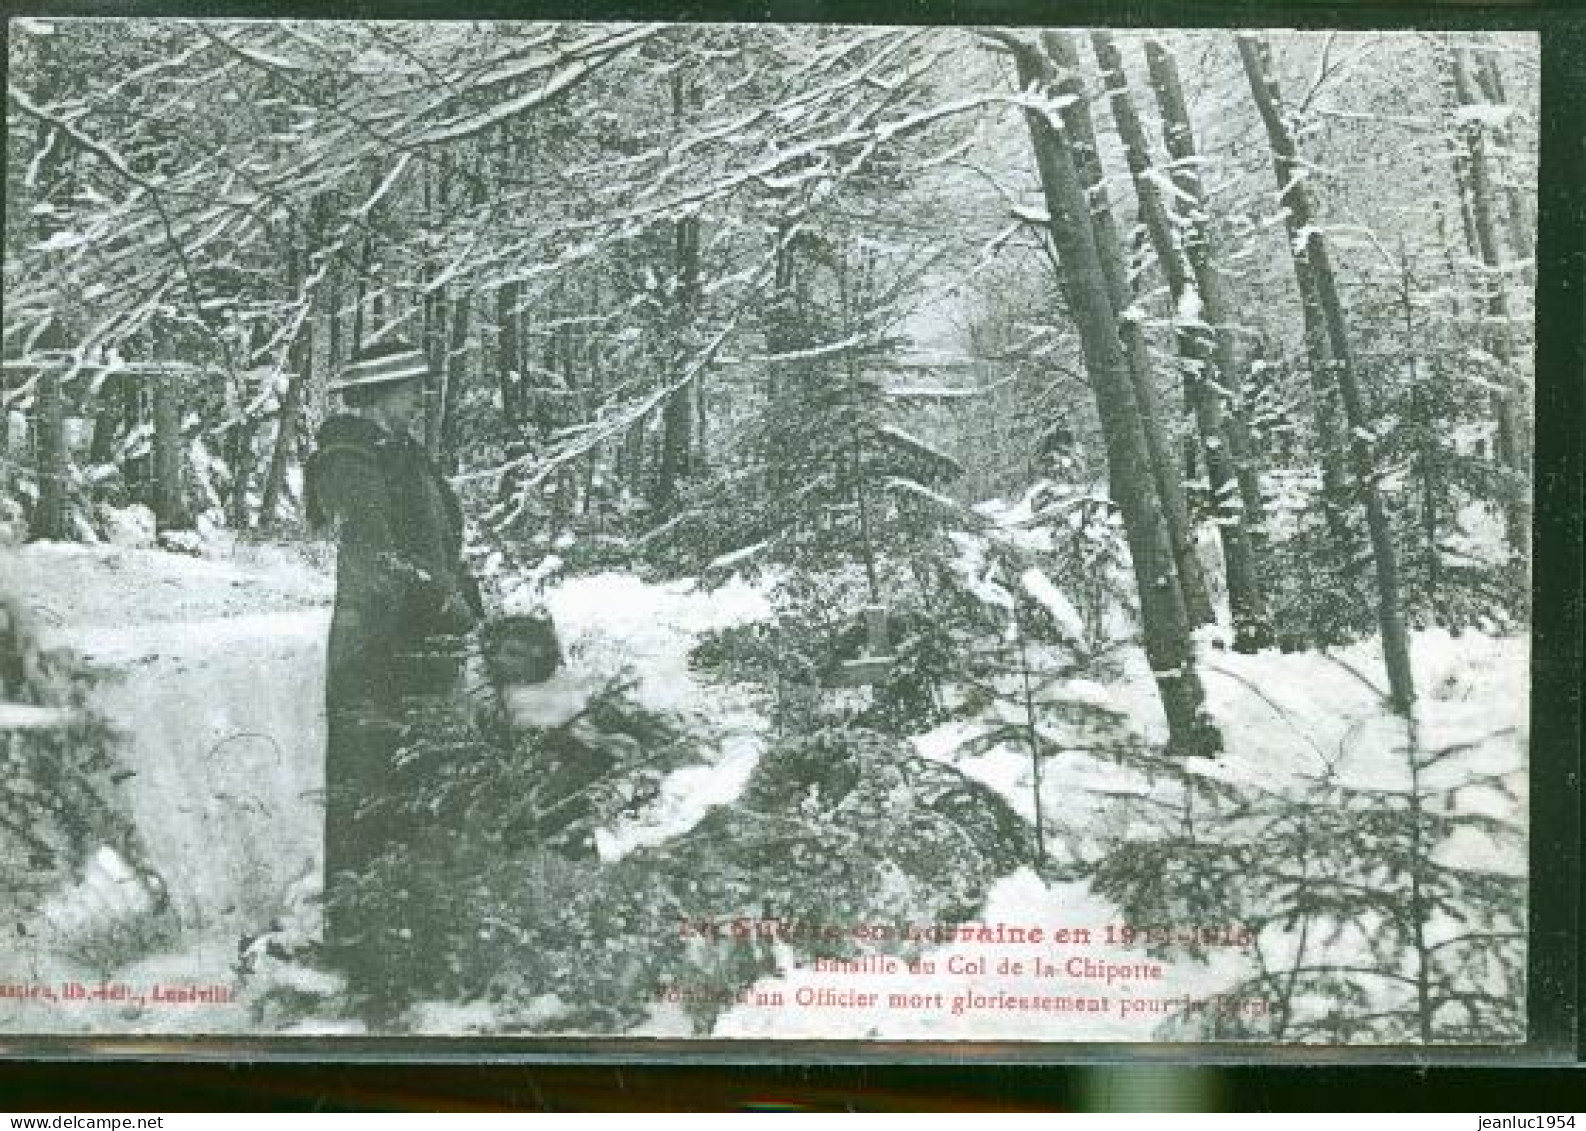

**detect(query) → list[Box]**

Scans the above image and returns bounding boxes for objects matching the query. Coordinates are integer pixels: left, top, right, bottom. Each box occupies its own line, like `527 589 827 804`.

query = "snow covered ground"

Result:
0 542 778 1034
0 538 1528 1040
1 540 331 1034
702 629 1526 1042
540 572 772 859
912 627 1527 871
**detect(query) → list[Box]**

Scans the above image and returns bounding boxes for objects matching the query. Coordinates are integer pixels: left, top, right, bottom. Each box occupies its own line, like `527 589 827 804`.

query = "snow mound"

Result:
540 572 775 858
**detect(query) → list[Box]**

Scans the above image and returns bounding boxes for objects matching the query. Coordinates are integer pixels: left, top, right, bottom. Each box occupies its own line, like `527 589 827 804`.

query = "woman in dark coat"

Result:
303 342 483 1009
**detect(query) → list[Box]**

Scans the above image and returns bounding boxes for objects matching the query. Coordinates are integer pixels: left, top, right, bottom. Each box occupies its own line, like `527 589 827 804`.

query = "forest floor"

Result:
0 537 1528 1040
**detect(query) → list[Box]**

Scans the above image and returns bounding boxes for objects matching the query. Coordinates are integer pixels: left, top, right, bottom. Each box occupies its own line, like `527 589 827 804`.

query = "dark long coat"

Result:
304 414 483 979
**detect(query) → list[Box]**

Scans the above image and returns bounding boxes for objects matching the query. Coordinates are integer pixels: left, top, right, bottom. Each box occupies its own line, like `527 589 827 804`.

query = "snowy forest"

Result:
1 20 1533 1043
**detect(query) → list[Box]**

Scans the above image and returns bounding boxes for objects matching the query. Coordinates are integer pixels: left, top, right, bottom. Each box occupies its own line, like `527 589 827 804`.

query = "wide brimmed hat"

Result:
329 346 430 395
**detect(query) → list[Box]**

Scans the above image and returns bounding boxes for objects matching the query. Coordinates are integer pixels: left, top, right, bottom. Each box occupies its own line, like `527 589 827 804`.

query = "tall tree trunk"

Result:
1446 44 1532 559
1471 47 1536 283
624 419 646 498
120 366 147 500
1438 60 1488 282
654 73 701 518
259 248 313 530
224 374 257 532
654 216 698 515
1290 264 1359 560
438 292 471 472
0 364 10 475
1158 38 1353 564
1141 39 1272 541
1001 31 1220 756
424 294 448 454
327 262 343 383
1154 41 1353 564
1433 200 1467 323
497 280 524 429
436 164 485 471
1401 250 1444 624
151 365 188 533
1043 31 1216 631
1238 35 1416 715
87 371 125 468
27 40 71 544
762 234 800 499
351 208 374 355
423 165 451 457
583 275 605 517
370 267 386 330
29 325 69 543
420 162 434 358
556 321 579 520
1096 31 1273 652
257 345 308 531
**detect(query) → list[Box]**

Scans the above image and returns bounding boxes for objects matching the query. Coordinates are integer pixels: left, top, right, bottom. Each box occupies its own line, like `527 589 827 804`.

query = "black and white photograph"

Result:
0 18 1535 1043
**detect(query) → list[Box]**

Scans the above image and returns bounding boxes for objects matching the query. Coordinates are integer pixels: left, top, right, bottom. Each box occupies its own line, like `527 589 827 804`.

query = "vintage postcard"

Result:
0 18 1535 1045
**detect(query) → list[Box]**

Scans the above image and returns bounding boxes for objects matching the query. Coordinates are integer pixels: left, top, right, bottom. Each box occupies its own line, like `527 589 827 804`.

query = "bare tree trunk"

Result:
693 363 708 466
120 368 148 500
151 365 188 533
1154 41 1353 564
224 373 257 532
1000 31 1221 756
370 270 386 330
438 292 471 473
624 419 646 498
488 128 525 440
1471 47 1536 281
1238 35 1416 714
420 162 433 357
326 262 342 381
257 347 308 531
259 227 315 530
1141 39 1270 540
351 199 374 355
423 164 451 458
556 322 579 519
583 276 605 516
27 49 71 544
762 234 800 500
87 371 124 468
29 328 69 543
654 218 698 515
1291 266 1359 556
435 164 487 472
1043 31 1216 631
1400 249 1444 623
424 293 447 454
1433 200 1467 323
1438 64 1488 280
497 280 524 429
1097 31 1273 652
1446 43 1532 559
654 73 701 518
0 365 9 475
256 337 306 526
